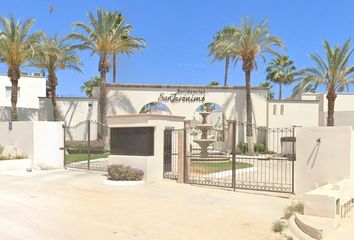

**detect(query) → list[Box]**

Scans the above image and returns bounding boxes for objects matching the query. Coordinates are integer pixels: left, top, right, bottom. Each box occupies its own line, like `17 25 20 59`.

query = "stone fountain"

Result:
193 111 215 158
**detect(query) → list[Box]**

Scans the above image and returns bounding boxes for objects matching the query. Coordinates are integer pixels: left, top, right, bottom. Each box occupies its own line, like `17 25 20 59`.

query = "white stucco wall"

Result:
33 121 64 169
324 93 354 112
107 114 185 182
321 94 354 127
39 98 99 141
0 121 64 169
297 92 354 127
0 74 46 109
267 100 319 128
95 84 268 126
295 127 354 196
0 107 39 121
0 121 35 160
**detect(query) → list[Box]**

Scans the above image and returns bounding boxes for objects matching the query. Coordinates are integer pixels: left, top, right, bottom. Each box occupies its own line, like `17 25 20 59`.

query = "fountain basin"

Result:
193 139 215 158
195 125 214 130
199 112 211 124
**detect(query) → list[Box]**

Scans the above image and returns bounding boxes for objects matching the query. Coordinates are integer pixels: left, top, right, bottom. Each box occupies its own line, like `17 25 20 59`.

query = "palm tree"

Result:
30 34 82 121
208 80 219 86
112 12 126 83
266 55 296 99
231 17 284 153
81 76 101 97
199 81 219 111
259 81 274 100
0 14 42 121
68 9 146 144
208 26 237 86
112 53 117 83
292 39 354 126
140 102 159 114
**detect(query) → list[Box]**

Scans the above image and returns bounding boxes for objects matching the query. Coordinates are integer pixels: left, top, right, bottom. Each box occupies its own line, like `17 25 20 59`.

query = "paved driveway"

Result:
0 169 290 240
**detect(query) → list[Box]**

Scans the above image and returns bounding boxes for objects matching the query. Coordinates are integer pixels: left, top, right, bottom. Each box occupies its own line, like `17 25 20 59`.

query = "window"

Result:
110 127 154 156
273 105 277 115
5 87 20 99
280 105 284 116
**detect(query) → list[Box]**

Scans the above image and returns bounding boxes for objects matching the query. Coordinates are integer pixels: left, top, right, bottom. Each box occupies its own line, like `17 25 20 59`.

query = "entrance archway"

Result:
139 102 172 115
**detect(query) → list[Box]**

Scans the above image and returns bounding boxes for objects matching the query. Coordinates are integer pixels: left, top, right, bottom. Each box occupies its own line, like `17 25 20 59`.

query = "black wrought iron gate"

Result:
63 120 110 171
185 121 295 193
163 129 179 179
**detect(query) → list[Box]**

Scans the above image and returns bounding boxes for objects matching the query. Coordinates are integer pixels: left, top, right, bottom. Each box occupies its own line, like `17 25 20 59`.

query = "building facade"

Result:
0 73 46 121
1 73 354 131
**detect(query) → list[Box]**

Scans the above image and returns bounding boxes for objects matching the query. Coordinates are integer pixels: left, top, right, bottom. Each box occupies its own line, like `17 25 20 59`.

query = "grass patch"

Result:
191 161 252 174
65 153 108 165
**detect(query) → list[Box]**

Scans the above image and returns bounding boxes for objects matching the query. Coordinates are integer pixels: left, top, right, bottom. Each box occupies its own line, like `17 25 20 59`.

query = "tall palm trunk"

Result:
326 88 337 126
279 79 283 100
49 72 59 121
244 67 254 154
113 53 116 83
99 56 110 148
8 67 20 121
224 56 230 86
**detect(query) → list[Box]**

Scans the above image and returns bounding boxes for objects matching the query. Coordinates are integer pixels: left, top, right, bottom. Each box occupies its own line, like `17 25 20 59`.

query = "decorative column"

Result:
183 120 191 183
227 120 233 154
177 129 184 183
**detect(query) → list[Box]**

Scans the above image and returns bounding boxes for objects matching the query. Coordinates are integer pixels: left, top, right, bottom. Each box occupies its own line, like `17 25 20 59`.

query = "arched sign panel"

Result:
157 89 206 104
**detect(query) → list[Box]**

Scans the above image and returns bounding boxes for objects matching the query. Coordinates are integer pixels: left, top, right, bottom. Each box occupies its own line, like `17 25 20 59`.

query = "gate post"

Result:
87 120 91 170
177 129 185 183
229 120 236 190
227 121 233 154
62 124 66 169
183 120 191 183
291 126 296 194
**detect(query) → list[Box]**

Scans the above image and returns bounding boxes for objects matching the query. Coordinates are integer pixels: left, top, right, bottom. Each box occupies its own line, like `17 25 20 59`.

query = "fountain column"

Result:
193 111 214 158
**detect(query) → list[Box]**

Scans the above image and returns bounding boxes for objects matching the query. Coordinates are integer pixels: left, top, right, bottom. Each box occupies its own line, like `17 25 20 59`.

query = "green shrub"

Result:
0 145 3 155
107 164 144 181
65 140 105 154
283 206 294 219
237 143 266 154
254 143 266 153
286 236 294 240
0 155 10 160
0 154 26 160
65 140 105 149
283 202 304 219
292 202 304 214
272 220 283 233
237 143 247 154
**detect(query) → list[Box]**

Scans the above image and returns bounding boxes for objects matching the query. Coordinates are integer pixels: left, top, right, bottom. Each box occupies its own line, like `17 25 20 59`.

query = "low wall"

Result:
0 121 64 170
107 114 185 182
0 159 31 171
295 127 354 195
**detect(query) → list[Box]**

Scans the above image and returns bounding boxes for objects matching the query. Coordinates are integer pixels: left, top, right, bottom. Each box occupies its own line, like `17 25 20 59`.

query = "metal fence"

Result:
163 129 179 179
63 120 110 171
186 121 295 193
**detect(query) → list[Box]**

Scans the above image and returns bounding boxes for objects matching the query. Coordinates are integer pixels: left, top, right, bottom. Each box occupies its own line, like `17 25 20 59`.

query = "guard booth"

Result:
107 114 185 182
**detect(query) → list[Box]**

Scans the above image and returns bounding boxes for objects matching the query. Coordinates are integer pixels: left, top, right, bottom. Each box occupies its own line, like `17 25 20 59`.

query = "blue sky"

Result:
1 0 354 98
